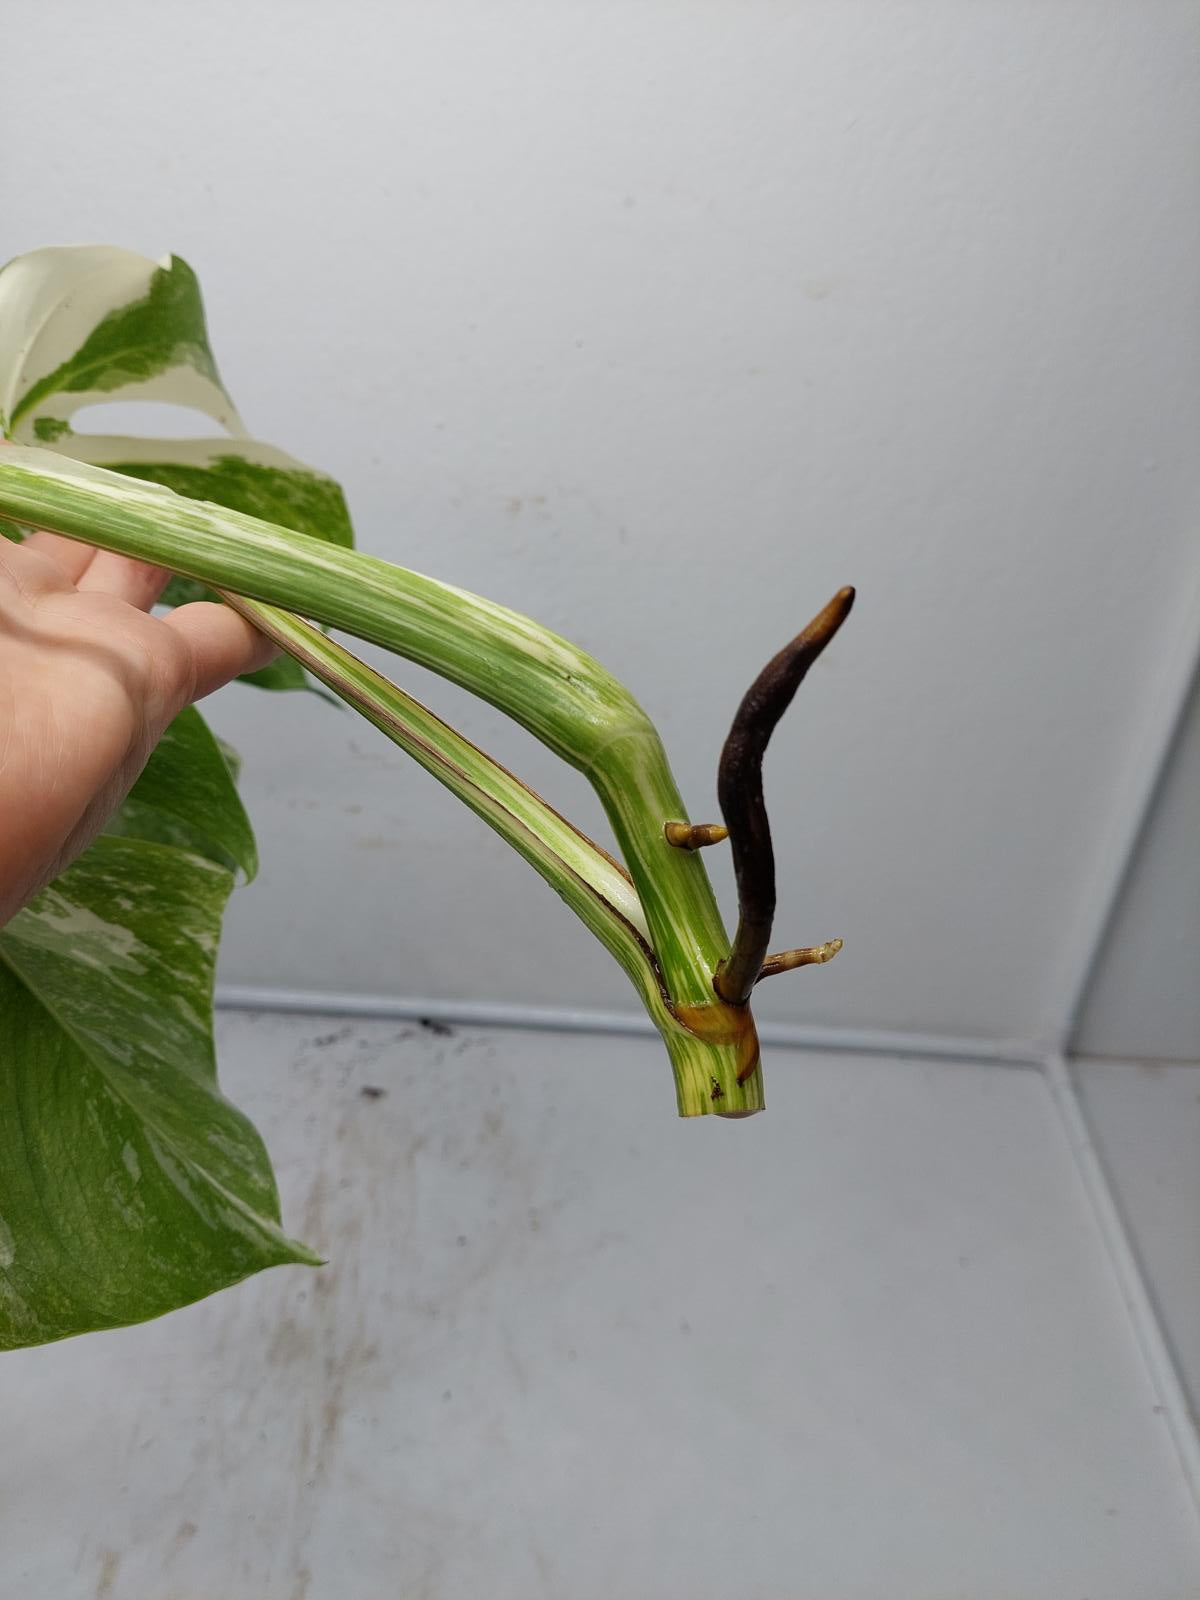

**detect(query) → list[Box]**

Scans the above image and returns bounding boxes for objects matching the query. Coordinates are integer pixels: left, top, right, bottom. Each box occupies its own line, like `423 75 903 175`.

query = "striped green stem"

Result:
0 447 763 1113
224 597 761 1115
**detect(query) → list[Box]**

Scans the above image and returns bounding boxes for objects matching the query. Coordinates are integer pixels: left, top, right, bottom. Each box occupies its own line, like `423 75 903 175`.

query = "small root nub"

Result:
664 821 729 851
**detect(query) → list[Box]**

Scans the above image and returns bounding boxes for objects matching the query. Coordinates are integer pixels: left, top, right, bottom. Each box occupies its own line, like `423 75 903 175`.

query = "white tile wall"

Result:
1072 669 1200 1062
5 0 1198 1044
1075 1056 1200 1413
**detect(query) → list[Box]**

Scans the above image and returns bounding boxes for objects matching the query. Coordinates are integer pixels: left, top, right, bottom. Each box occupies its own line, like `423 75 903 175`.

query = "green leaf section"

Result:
116 455 353 549
10 256 219 431
158 572 211 607
103 705 258 880
0 837 317 1352
32 418 71 442
239 651 307 691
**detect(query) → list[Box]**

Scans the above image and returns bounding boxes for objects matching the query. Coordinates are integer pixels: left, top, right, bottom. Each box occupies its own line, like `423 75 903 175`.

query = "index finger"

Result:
161 600 279 702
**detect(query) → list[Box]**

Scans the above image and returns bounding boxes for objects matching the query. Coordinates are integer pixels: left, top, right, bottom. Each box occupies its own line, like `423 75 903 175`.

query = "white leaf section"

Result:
0 246 246 440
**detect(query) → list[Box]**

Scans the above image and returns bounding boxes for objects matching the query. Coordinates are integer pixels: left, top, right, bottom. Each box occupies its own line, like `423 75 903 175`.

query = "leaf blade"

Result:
1 245 355 695
0 248 244 438
103 704 258 881
0 837 315 1352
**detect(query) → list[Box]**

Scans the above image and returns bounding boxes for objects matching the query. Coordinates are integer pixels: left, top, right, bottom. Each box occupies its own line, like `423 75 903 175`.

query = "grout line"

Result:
1070 1049 1200 1070
1046 576 1200 1055
1043 1051 1200 1523
213 984 1044 1068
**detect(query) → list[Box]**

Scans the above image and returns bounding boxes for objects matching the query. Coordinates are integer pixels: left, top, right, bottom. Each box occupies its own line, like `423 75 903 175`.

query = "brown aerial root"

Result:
712 586 855 1007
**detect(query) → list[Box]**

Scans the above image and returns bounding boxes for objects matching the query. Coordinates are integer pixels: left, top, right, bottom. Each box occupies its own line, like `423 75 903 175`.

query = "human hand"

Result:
0 531 276 924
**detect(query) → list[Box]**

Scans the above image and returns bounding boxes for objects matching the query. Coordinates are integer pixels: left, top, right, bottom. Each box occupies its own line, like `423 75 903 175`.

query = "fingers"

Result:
77 551 172 611
22 530 98 585
20 533 171 611
161 600 279 702
0 535 88 602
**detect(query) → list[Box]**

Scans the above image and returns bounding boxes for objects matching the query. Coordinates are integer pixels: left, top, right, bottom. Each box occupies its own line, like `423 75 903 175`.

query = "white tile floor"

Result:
3 1014 1198 1600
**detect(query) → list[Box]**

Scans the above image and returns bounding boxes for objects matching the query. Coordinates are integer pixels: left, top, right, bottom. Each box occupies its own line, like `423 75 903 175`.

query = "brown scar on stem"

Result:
674 997 761 1085
713 586 855 1008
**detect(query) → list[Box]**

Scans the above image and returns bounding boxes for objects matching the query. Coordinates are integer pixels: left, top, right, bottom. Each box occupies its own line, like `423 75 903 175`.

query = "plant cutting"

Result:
0 246 853 1351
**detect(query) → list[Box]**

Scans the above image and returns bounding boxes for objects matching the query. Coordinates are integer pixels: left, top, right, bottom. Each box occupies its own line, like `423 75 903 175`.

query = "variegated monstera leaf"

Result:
0 245 353 688
0 246 354 1347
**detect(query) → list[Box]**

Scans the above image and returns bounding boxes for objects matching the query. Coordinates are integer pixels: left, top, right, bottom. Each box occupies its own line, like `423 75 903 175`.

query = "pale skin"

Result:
0 531 275 925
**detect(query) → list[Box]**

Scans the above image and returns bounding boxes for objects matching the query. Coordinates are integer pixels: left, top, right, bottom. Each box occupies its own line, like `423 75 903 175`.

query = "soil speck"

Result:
419 1017 454 1036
